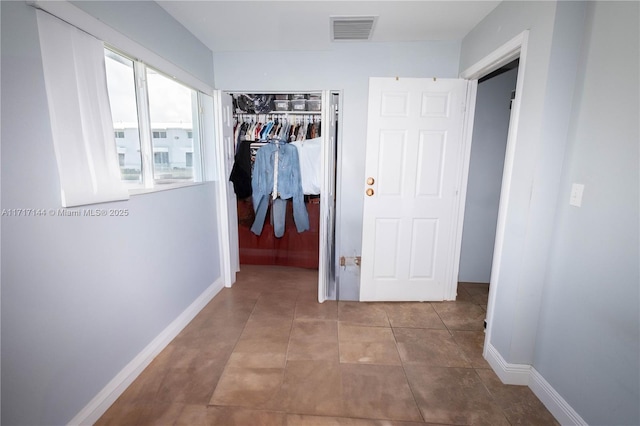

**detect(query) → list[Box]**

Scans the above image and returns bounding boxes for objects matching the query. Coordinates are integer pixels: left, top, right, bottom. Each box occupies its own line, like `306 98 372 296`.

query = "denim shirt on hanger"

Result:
250 139 309 237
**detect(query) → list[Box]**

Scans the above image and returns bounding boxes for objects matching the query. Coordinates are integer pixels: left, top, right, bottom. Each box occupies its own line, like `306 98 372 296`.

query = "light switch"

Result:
569 183 584 207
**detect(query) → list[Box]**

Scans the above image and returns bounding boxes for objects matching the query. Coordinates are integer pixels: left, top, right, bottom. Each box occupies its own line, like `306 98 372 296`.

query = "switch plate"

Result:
570 183 584 207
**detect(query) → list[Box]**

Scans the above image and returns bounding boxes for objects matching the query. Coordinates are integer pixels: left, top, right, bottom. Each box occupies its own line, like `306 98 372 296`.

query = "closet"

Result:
227 92 331 270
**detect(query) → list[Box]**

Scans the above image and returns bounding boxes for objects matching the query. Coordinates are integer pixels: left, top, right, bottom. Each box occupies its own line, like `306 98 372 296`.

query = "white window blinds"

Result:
36 10 129 207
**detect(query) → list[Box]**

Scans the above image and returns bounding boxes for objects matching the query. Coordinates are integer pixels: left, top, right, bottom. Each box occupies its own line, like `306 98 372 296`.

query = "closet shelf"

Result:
236 111 321 115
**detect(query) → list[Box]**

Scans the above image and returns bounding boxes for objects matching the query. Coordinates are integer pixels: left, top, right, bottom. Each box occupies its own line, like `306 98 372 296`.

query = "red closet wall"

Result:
237 198 319 269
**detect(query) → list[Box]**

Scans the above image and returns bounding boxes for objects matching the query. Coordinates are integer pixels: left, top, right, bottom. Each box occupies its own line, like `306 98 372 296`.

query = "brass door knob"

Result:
366 188 374 196
366 177 375 185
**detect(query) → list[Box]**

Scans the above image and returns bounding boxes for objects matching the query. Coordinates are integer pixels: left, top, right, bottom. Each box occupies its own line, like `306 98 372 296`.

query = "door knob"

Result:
366 188 374 196
366 177 375 185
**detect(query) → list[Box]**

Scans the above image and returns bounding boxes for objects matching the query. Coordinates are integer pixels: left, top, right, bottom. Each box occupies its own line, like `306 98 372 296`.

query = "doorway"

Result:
218 90 340 302
458 31 529 364
457 59 519 311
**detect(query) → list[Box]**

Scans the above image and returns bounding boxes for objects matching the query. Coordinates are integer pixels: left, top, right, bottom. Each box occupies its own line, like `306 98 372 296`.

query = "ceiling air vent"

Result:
331 16 377 41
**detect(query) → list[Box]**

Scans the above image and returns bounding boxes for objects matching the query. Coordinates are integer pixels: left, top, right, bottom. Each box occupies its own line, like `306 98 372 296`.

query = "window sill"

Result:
128 181 207 196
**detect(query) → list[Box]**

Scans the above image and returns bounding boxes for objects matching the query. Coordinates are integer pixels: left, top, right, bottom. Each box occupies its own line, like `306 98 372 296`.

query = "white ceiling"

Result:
157 1 501 53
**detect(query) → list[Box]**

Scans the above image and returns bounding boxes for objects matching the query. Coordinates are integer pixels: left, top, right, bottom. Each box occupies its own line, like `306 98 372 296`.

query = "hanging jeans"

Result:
250 196 293 238
250 140 309 237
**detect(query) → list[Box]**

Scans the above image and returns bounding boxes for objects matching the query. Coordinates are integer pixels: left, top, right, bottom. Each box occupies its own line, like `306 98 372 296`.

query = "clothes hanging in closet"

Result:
229 138 252 199
250 139 309 238
291 137 322 195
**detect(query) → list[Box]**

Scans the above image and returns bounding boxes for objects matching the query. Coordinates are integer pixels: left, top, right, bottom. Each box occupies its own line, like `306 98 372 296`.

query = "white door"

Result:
214 91 239 285
360 77 469 301
318 91 339 302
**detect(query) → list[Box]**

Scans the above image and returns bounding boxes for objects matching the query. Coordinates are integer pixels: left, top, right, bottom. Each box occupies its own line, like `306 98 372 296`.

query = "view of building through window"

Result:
104 49 201 186
147 68 197 182
104 50 142 183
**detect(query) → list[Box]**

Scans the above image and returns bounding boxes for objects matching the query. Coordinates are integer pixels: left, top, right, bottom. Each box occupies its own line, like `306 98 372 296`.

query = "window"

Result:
104 50 142 184
104 48 204 188
154 151 170 167
147 68 199 182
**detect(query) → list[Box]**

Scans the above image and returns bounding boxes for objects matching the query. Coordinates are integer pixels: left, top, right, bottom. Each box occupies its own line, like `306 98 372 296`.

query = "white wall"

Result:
533 2 639 424
459 67 517 283
460 0 590 365
71 0 215 88
462 1 639 424
213 41 461 299
0 2 221 425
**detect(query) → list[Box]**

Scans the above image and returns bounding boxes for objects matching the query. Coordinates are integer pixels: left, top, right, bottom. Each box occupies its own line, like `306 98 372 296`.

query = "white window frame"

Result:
105 47 207 192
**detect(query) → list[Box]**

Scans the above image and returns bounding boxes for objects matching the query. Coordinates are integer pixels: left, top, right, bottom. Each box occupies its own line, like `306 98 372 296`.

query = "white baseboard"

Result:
529 367 588 426
485 342 531 385
485 343 587 425
68 278 225 426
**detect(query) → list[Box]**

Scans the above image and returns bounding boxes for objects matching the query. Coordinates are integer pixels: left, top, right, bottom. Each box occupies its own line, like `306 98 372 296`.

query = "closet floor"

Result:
96 265 559 425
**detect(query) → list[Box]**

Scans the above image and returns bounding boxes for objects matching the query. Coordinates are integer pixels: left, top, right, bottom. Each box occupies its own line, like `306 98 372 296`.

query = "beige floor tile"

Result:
175 404 210 425
111 362 166 404
286 414 429 425
339 364 423 422
97 265 558 426
338 302 390 327
267 360 345 417
209 366 284 407
404 365 509 425
382 302 446 329
95 401 145 426
295 299 339 320
135 402 185 425
475 368 560 425
338 324 401 365
233 316 292 355
450 330 491 369
155 358 226 404
431 301 486 330
459 282 490 305
394 328 470 367
288 320 339 361
454 285 475 303
167 342 235 370
171 317 247 348
233 337 290 355
503 401 561 426
192 406 288 426
226 351 287 369
238 316 293 342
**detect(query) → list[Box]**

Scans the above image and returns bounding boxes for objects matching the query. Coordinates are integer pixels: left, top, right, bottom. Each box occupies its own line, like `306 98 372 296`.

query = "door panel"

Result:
409 218 437 279
360 77 468 301
220 92 239 278
319 91 339 302
416 131 446 197
378 131 407 196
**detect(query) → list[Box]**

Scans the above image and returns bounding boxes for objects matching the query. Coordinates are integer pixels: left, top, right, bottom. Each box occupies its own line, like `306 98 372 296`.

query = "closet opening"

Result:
458 59 519 321
224 91 339 301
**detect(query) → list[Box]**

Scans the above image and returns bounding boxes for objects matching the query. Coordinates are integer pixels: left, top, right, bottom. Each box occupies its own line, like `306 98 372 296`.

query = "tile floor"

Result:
97 265 559 425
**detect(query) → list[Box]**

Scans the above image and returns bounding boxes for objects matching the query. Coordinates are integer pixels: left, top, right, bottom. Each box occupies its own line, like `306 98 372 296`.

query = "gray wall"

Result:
72 0 215 87
460 0 588 365
462 1 639 424
213 41 461 300
0 2 221 425
458 67 518 283
533 2 639 424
